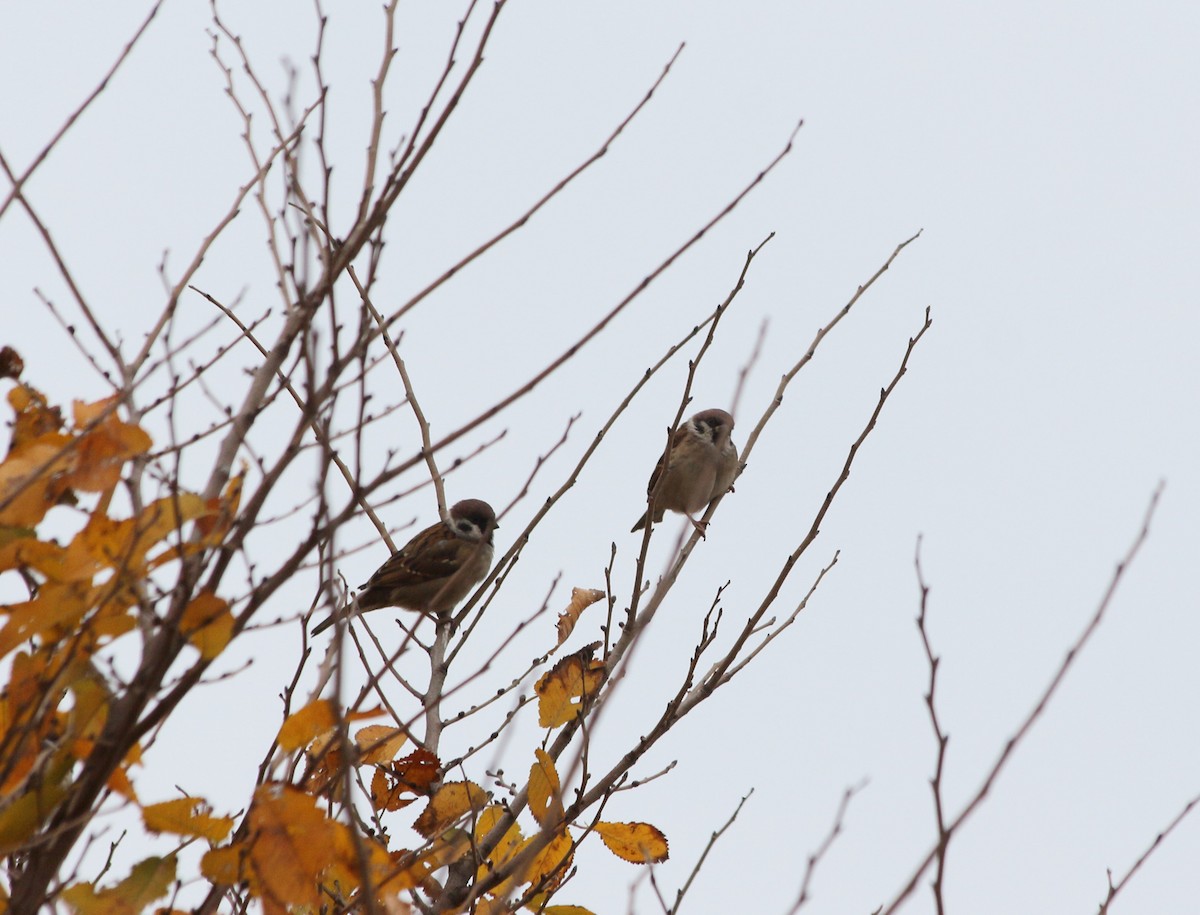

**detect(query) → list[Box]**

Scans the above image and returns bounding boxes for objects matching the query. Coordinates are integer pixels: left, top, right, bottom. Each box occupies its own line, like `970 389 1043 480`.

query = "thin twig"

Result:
915 537 950 915
787 781 867 914
671 790 754 913
879 482 1166 915
1097 790 1200 914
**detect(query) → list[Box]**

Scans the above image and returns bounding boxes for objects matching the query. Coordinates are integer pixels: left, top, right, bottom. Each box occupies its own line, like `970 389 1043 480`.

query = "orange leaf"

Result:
529 749 564 827
534 644 606 728
63 396 153 493
276 700 336 752
0 534 62 577
368 747 440 811
106 765 138 803
391 748 440 793
300 730 343 797
0 439 74 527
143 797 234 843
245 784 346 908
7 383 63 449
71 396 120 428
412 781 490 839
594 821 669 864
200 845 243 886
555 587 605 646
195 469 243 543
370 768 416 813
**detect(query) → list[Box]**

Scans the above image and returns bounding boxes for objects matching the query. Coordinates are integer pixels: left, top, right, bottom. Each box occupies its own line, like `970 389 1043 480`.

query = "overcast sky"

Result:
2 2 1198 913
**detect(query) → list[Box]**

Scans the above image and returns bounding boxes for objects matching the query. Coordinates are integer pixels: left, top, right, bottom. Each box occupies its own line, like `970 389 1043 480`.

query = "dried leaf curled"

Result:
555 587 605 645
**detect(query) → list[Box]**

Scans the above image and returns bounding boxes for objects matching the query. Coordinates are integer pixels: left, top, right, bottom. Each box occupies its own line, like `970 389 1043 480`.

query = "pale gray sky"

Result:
2 2 1198 913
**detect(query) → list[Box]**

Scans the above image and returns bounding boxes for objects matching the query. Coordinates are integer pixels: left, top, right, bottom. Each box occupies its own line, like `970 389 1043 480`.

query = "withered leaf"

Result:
555 587 605 646
368 747 438 812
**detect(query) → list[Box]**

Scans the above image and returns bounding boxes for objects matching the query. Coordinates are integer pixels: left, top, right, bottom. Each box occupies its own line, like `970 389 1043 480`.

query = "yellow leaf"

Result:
541 907 599 915
62 854 176 915
276 700 336 752
180 592 234 660
534 645 606 728
523 829 574 893
0 793 40 855
555 587 605 646
57 494 205 587
66 668 111 743
473 805 525 897
0 583 93 657
355 725 407 764
528 749 564 827
134 494 208 561
594 821 669 864
143 797 234 843
412 781 490 839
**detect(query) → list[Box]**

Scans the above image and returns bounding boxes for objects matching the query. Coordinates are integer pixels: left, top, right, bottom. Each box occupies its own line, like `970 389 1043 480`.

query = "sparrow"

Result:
312 499 497 635
632 408 739 536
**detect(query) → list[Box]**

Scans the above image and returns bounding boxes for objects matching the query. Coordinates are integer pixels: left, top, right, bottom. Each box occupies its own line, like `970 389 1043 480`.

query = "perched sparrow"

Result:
632 408 739 535
312 499 497 635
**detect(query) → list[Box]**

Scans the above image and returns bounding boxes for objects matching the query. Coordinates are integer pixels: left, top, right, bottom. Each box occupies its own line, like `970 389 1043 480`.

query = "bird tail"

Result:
311 613 336 636
631 507 663 532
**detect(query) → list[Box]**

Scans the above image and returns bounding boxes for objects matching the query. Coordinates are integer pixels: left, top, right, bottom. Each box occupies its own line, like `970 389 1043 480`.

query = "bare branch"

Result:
879 482 1166 915
786 782 867 914
1097 791 1200 914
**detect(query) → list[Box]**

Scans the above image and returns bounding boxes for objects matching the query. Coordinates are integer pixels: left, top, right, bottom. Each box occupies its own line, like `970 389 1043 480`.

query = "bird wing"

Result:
645 423 690 495
363 536 465 591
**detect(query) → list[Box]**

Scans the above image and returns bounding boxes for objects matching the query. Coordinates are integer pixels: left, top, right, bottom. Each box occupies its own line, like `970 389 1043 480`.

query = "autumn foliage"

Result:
0 4 934 912
0 376 671 914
